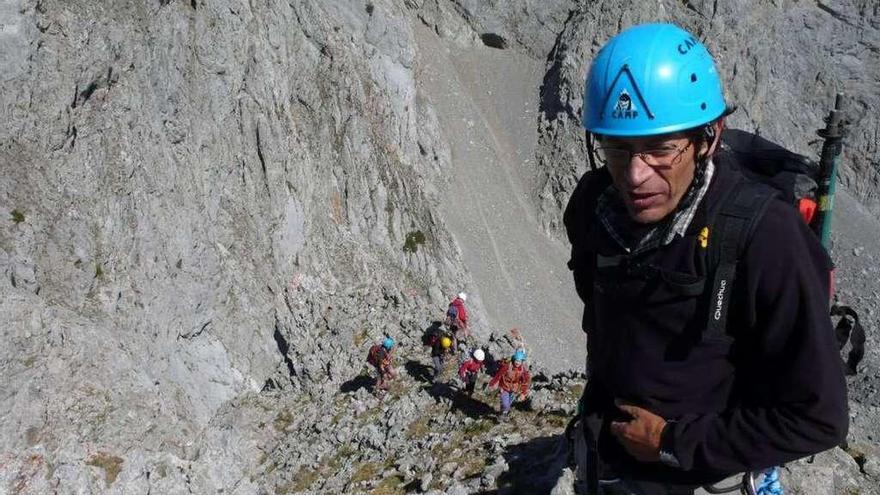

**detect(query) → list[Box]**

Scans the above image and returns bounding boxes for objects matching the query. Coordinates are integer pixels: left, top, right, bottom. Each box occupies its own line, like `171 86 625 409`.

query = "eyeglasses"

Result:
595 142 692 167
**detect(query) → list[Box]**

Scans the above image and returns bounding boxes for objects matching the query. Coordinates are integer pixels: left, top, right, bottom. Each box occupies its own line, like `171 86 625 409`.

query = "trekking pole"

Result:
811 93 848 248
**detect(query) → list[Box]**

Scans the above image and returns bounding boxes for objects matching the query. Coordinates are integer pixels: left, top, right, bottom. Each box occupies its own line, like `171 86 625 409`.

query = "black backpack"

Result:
714 130 864 374
719 129 819 208
446 304 459 323
422 324 441 346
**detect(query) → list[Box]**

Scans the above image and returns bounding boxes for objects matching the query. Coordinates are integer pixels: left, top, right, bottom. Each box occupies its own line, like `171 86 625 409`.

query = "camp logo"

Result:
612 89 638 119
599 65 655 122
677 36 700 55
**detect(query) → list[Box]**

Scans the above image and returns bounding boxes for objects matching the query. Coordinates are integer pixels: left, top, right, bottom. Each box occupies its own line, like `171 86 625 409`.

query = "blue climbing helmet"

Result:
382 337 395 350
512 349 526 363
582 23 727 137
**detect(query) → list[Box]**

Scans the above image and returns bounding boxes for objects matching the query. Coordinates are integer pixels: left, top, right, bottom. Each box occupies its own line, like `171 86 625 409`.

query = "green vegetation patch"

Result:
370 474 405 495
330 444 356 468
350 461 381 484
278 446 357 494
459 454 487 480
273 409 295 432
385 378 407 399
354 328 369 347
463 419 493 436
543 410 572 429
11 209 25 224
845 445 868 471
86 452 123 486
323 444 357 475
406 414 430 440
402 230 426 253
281 466 320 493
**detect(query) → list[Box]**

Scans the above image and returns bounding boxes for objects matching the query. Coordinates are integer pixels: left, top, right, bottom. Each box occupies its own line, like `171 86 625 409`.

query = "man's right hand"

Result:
610 402 666 463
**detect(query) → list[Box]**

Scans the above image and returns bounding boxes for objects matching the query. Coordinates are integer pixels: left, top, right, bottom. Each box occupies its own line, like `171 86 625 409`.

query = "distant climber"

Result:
367 337 397 394
506 327 530 363
444 292 470 342
488 349 530 420
429 332 455 383
565 22 847 494
458 348 486 396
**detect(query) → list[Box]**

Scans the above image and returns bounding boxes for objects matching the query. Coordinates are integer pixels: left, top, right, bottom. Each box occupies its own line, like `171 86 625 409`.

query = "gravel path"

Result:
415 24 585 373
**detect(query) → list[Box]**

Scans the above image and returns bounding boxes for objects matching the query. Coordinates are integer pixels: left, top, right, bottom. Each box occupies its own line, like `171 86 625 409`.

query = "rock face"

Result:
2 0 467 492
0 0 878 494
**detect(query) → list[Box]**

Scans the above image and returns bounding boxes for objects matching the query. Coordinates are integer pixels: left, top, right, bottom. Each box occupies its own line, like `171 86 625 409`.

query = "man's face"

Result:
599 133 699 224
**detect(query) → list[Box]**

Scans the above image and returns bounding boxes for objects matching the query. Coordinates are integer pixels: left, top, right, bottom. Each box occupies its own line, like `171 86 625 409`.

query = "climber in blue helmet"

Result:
367 336 398 395
488 349 531 420
564 22 847 494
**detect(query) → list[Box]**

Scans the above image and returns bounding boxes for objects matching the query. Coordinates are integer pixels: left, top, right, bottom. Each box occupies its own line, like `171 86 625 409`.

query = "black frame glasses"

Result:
595 142 693 167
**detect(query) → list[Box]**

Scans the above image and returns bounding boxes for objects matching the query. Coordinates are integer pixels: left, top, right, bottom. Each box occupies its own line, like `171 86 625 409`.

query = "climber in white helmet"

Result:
444 291 470 342
458 347 486 396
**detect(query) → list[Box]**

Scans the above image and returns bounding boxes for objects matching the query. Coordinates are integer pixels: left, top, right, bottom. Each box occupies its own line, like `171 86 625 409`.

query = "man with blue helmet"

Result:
564 22 847 494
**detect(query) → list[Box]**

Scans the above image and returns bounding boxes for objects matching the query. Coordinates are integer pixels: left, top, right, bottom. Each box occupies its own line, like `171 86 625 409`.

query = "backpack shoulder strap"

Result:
564 168 612 249
564 169 612 326
704 177 778 336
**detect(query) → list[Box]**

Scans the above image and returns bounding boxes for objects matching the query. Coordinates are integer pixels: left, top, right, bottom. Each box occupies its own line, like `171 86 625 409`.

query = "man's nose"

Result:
623 154 653 186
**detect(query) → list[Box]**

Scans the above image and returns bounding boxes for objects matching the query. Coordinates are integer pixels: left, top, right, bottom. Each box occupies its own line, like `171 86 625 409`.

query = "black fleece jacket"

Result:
564 158 848 483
